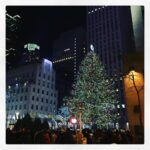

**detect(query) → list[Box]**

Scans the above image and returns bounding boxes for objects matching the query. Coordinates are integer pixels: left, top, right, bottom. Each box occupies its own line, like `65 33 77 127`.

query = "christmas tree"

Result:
65 50 119 128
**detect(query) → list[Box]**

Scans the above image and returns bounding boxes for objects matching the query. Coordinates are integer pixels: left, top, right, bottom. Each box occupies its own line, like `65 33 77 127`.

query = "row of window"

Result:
7 104 26 111
9 87 28 93
37 80 54 89
7 95 27 103
31 96 56 105
38 72 54 81
32 88 56 97
30 104 55 112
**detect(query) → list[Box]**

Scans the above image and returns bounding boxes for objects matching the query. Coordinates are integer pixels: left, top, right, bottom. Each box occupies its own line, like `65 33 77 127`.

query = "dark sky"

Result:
6 6 86 59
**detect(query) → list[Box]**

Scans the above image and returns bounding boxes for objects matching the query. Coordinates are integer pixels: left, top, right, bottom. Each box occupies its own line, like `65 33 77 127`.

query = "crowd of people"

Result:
6 127 133 144
6 114 133 144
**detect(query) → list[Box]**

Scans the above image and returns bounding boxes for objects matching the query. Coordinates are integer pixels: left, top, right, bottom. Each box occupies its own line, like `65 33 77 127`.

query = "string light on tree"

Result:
64 46 119 128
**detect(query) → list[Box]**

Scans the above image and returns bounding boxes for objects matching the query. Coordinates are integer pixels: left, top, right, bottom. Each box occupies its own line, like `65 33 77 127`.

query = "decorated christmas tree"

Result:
65 49 119 128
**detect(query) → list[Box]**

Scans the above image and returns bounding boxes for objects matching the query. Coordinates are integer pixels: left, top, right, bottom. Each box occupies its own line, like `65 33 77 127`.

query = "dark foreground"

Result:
6 127 133 144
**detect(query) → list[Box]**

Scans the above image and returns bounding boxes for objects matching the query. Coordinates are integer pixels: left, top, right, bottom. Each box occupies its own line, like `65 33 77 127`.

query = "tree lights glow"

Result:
65 51 119 128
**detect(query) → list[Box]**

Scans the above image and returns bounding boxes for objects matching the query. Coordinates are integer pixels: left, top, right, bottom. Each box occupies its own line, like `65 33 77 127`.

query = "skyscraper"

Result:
52 27 86 107
87 6 137 127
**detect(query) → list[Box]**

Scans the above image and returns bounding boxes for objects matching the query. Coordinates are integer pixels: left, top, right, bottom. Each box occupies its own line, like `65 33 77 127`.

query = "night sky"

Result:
6 6 86 59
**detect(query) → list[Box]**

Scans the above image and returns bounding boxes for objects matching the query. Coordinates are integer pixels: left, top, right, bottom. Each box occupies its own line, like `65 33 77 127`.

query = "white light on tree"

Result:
90 44 94 52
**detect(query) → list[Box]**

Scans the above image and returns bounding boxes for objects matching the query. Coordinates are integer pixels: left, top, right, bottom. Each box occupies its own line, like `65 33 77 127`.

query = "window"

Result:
19 105 22 110
11 106 13 110
41 98 44 102
15 105 17 110
17 89 19 94
43 81 45 87
51 93 53 96
39 72 41 77
32 96 34 100
37 97 39 101
45 107 48 111
33 87 35 92
24 104 26 109
37 89 40 93
46 91 49 95
26 87 28 92
41 106 43 110
42 90 44 94
46 99 48 103
47 83 49 88
38 80 40 85
21 88 24 93
31 104 34 109
20 96 23 101
36 105 38 110
43 73 45 78
48 75 50 80
25 95 27 100
51 84 53 89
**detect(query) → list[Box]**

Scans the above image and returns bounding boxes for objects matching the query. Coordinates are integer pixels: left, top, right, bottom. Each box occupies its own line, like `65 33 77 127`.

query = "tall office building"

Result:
6 12 21 70
87 6 138 127
6 59 58 127
52 28 86 107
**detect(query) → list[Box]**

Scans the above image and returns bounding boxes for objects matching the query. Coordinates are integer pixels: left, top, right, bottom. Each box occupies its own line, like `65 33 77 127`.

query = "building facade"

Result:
6 59 58 127
52 28 86 107
87 6 137 128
